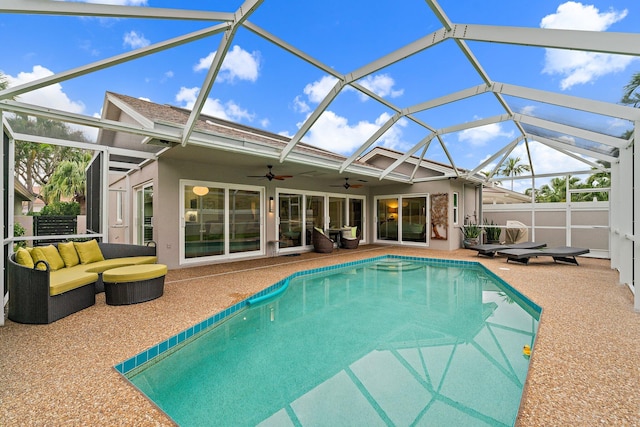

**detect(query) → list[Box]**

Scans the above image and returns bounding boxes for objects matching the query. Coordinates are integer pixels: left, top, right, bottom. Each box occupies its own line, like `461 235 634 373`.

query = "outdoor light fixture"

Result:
269 196 275 213
193 186 209 196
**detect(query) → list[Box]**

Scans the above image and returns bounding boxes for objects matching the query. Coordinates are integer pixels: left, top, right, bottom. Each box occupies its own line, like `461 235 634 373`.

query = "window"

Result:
453 192 459 225
134 183 153 245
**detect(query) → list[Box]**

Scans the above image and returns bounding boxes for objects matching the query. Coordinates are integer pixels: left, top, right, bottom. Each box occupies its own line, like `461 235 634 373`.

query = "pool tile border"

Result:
115 254 541 376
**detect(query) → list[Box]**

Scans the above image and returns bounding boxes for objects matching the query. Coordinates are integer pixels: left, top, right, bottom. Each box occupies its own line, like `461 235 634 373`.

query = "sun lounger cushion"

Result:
470 242 546 257
498 246 590 265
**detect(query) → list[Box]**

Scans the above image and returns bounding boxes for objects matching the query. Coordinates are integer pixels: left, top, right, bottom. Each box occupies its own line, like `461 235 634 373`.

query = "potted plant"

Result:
460 223 482 248
484 219 502 244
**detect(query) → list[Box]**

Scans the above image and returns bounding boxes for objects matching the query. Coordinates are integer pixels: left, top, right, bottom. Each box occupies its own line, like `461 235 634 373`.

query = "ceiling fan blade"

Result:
350 184 364 188
247 175 267 178
274 175 293 179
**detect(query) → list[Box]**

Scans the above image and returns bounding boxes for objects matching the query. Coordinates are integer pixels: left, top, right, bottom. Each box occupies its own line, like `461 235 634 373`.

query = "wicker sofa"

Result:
7 241 157 324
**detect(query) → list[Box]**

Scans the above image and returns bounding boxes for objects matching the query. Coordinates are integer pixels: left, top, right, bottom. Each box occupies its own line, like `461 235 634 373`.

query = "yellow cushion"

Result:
31 245 65 271
351 226 357 238
49 269 99 296
314 227 324 235
103 264 167 283
82 256 158 273
15 248 34 269
74 240 105 264
58 242 80 268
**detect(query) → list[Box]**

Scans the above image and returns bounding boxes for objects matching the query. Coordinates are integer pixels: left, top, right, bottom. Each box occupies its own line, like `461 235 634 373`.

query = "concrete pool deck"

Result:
1 245 638 425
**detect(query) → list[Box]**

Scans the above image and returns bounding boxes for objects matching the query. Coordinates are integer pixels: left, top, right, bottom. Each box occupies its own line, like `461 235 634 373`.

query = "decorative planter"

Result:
463 237 480 248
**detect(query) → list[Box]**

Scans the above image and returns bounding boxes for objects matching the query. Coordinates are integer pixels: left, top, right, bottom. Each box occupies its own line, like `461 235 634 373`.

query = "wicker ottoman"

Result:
103 264 167 305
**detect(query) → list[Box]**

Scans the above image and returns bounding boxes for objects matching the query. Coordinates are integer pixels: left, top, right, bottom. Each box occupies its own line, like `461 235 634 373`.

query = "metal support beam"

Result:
453 24 640 56
340 113 403 174
0 0 234 21
281 79 346 163
0 24 230 101
181 0 263 147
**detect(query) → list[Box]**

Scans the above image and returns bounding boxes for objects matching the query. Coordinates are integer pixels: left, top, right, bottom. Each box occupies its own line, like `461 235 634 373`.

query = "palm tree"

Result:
621 71 640 107
537 176 580 202
43 152 92 213
500 156 531 191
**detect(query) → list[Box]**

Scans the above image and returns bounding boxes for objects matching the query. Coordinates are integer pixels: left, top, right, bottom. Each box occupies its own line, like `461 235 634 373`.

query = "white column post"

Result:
633 122 639 311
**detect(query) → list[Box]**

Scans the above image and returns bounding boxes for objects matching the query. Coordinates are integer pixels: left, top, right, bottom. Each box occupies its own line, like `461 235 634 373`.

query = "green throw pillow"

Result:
15 248 35 269
58 241 80 268
74 240 105 264
31 245 65 271
351 226 357 238
314 227 324 235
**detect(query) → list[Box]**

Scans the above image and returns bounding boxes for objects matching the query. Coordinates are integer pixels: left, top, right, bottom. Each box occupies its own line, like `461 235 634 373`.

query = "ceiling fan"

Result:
331 177 366 189
248 165 293 181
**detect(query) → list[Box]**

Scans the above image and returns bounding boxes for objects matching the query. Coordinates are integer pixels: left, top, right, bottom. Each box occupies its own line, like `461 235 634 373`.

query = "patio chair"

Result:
312 227 334 253
469 241 546 258
497 246 590 265
340 227 361 249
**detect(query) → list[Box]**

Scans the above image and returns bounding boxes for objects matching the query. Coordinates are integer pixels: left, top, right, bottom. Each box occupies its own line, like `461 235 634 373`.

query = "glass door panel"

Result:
377 198 398 241
348 198 363 239
278 193 303 248
328 197 346 229
306 195 325 246
401 196 427 243
229 189 261 254
184 186 225 258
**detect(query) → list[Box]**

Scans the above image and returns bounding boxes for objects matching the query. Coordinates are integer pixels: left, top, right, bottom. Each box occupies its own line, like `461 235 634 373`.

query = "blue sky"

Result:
1 0 639 191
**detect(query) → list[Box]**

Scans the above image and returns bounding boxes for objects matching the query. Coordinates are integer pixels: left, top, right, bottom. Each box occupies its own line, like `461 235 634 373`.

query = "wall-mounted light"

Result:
269 196 274 213
193 186 209 196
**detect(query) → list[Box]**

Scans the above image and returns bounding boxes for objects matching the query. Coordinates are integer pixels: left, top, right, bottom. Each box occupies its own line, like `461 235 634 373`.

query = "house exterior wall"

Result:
113 156 482 268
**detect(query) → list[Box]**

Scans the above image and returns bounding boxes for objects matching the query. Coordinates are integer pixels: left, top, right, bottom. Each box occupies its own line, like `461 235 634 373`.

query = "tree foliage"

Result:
37 201 81 216
43 152 92 206
499 156 531 191
8 114 90 202
621 71 640 107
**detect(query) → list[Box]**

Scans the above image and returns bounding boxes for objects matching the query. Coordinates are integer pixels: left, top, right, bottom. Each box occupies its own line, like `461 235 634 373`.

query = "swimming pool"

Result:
118 255 540 426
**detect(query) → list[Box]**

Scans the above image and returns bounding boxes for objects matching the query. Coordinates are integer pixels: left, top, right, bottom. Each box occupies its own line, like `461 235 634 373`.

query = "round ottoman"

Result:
103 264 167 305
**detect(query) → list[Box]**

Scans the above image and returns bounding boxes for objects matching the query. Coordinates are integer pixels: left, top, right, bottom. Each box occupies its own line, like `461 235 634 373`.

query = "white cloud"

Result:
458 122 514 147
193 45 260 83
175 86 254 122
292 95 310 113
7 65 85 114
540 2 633 90
303 75 338 104
357 74 404 100
123 31 150 49
521 105 537 116
300 111 407 155
6 65 100 141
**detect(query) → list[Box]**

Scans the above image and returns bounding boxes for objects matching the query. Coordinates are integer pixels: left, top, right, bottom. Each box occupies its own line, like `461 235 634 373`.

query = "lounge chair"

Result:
312 227 334 253
469 241 546 257
340 227 361 249
497 246 590 265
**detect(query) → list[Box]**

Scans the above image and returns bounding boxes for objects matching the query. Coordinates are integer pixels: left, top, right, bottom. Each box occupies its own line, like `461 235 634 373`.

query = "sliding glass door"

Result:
276 191 365 252
182 181 263 262
376 195 428 245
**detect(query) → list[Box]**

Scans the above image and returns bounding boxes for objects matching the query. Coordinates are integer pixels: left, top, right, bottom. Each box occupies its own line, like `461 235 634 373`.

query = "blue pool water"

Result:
122 256 540 426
